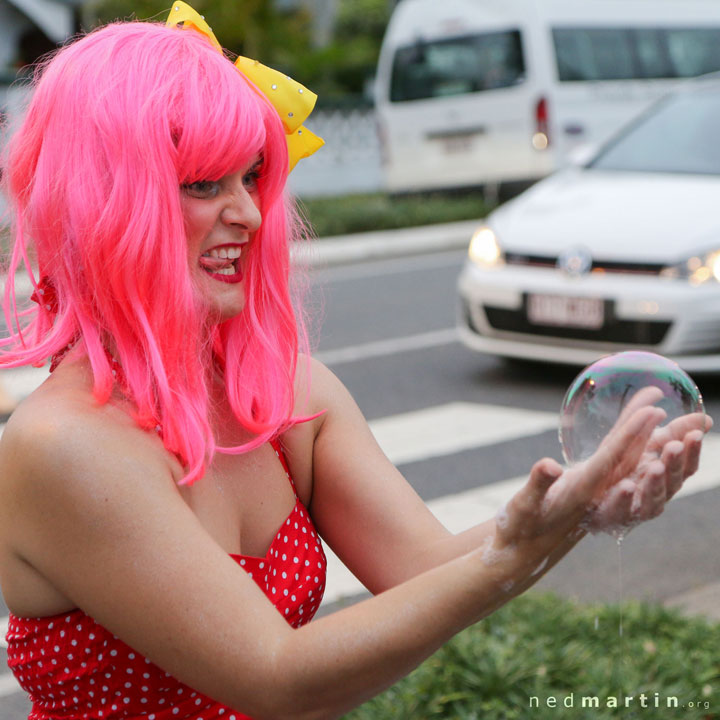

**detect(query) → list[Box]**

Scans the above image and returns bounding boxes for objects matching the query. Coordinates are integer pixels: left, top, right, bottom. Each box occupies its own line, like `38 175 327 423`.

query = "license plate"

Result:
527 294 604 329
441 135 474 153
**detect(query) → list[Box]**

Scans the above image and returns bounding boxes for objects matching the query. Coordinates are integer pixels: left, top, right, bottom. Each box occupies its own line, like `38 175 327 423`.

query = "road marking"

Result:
322 433 720 605
0 365 49 402
0 616 16 698
368 401 557 466
0 673 20 699
314 327 459 367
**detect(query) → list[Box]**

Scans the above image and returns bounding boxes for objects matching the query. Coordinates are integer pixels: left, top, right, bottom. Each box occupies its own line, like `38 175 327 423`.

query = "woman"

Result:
0 10 710 720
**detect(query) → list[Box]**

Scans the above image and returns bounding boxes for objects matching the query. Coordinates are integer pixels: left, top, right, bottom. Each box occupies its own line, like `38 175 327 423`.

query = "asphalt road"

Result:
310 248 720 603
2 246 719 717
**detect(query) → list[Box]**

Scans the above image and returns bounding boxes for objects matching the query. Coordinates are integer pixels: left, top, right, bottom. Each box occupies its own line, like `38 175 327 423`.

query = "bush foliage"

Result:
299 191 490 238
346 592 719 719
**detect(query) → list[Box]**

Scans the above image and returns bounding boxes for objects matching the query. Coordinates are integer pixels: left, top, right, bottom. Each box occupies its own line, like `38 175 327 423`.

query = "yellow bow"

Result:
166 1 323 173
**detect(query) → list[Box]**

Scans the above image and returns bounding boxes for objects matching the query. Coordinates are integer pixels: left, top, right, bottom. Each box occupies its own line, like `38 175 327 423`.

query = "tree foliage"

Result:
82 0 391 103
83 0 312 66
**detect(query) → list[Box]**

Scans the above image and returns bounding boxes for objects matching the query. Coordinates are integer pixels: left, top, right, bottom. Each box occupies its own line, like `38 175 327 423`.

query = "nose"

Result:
221 185 262 234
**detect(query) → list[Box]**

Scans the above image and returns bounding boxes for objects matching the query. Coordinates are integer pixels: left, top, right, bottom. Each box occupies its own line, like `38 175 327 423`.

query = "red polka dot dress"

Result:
5 441 327 720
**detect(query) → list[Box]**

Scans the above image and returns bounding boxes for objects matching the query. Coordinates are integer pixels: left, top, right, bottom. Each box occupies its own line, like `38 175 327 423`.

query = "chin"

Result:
193 270 246 322
211 296 246 323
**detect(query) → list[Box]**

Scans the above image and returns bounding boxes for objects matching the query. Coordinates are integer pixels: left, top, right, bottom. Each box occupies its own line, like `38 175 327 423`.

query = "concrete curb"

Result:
293 218 480 268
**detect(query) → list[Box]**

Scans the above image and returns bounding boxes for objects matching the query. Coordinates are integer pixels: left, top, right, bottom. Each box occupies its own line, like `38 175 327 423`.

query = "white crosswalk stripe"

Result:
322 415 720 605
314 327 458 366
0 673 21 699
0 365 49 416
368 401 557 465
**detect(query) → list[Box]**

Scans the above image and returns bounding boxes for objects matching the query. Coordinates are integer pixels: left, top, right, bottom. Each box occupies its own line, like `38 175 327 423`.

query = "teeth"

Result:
202 266 236 275
202 245 243 259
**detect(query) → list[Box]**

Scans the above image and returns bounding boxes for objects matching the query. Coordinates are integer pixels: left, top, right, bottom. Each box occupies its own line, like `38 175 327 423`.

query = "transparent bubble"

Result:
559 351 704 465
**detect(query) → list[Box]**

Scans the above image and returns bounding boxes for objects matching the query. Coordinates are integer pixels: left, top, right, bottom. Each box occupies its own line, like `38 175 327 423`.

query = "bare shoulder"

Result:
292 354 368 443
1 365 180 494
294 354 357 419
0 364 183 557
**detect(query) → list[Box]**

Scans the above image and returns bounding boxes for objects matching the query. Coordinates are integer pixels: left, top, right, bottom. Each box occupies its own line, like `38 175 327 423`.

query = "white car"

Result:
457 77 720 372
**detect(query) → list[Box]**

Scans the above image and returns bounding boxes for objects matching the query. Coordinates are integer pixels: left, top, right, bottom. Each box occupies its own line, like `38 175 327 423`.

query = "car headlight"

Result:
661 249 720 285
468 226 504 268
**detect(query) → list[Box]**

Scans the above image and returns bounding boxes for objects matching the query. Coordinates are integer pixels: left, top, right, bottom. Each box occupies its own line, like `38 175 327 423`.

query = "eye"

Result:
182 180 220 199
242 167 261 192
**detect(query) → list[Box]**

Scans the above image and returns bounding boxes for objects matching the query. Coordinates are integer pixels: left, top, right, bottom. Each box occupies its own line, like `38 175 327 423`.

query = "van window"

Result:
553 27 720 82
389 30 525 102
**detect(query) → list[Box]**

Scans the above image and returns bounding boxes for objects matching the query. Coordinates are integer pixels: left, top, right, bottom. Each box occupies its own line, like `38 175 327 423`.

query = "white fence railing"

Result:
287 107 383 198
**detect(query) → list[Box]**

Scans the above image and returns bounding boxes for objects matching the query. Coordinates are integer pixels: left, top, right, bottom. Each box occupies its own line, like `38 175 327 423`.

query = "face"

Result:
181 154 263 321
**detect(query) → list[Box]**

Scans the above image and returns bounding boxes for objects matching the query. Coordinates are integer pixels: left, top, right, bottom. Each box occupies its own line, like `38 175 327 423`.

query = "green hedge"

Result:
346 592 718 719
298 192 491 238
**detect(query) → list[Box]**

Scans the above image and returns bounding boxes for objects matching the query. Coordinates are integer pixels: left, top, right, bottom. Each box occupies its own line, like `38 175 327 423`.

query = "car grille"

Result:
505 252 665 276
482 305 671 345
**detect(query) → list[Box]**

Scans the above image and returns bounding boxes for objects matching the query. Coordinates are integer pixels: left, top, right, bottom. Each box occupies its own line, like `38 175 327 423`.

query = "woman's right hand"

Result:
485 393 708 593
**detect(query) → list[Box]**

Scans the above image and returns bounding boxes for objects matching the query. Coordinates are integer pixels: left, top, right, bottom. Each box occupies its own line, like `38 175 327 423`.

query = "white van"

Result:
375 0 720 193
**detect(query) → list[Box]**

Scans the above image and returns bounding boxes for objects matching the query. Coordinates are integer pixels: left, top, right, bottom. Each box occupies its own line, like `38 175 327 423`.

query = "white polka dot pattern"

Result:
4 441 327 719
230 493 326 630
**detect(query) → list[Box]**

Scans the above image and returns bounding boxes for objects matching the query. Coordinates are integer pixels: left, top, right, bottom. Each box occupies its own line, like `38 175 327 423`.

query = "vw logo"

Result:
557 246 593 277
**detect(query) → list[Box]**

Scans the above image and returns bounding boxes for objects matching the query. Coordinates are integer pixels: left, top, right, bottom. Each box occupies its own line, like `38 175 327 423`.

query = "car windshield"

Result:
589 89 720 175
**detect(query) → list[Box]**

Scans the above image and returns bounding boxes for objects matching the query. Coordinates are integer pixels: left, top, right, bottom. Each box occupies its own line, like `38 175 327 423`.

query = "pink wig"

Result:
1 21 311 484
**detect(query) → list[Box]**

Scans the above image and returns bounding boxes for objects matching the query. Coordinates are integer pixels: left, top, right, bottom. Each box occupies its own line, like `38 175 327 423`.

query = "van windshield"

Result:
553 27 720 81
389 30 525 102
589 90 720 175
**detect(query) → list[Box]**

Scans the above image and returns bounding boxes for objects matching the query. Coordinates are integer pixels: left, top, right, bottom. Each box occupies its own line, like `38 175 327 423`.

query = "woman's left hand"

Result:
581 407 711 533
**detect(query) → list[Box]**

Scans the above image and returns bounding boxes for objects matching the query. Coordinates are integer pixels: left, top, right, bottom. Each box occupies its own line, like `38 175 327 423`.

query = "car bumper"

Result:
457 261 720 373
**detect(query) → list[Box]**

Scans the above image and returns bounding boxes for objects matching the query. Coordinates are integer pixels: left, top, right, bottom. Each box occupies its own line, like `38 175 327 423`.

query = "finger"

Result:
499 459 563 541
588 479 636 531
584 405 665 498
681 428 705 480
661 439 685 499
517 458 563 512
504 458 563 535
648 412 709 450
615 385 664 426
631 459 667 520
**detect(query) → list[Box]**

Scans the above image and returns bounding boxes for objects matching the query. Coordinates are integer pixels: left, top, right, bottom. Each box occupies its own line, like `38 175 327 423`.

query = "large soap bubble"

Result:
559 351 704 465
